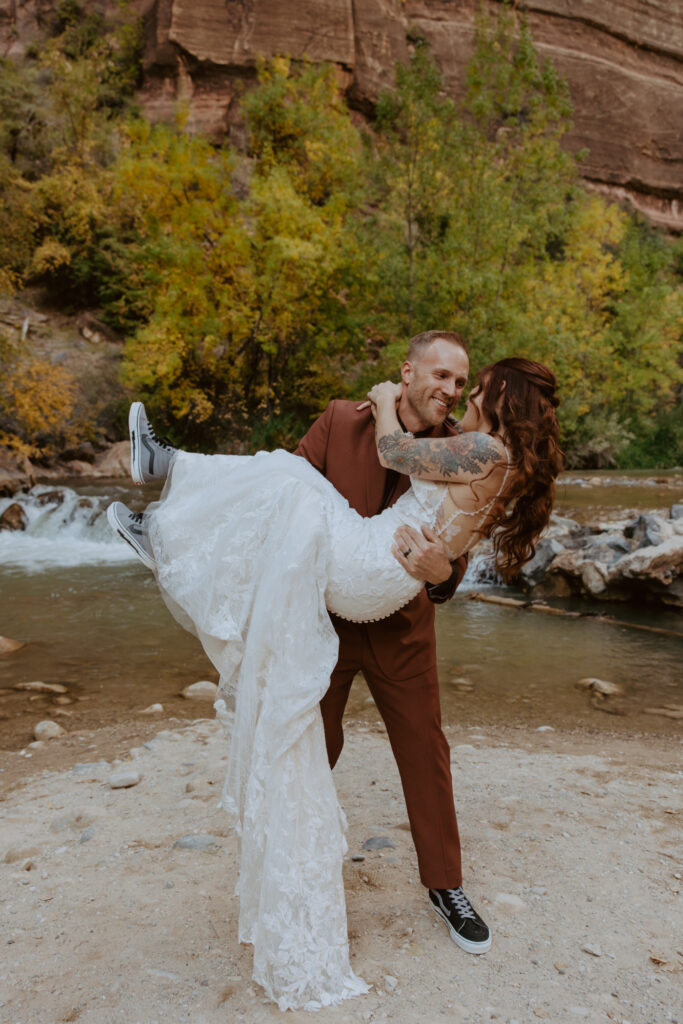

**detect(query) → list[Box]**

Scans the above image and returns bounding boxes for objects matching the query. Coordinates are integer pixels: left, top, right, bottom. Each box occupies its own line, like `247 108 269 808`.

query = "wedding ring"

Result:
403 547 411 557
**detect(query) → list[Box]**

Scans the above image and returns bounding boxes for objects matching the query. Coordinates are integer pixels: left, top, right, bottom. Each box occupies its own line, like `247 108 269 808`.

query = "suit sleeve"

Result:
294 402 335 474
426 553 468 604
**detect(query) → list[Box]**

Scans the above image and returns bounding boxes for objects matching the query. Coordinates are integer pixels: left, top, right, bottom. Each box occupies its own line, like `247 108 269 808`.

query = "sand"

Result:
0 716 680 1024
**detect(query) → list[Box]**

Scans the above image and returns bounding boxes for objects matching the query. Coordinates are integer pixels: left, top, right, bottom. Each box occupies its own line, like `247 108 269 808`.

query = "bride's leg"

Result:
129 402 178 485
106 502 156 569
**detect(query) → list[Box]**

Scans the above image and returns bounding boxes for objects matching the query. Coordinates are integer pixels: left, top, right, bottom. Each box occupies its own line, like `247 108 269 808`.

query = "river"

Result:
0 471 681 751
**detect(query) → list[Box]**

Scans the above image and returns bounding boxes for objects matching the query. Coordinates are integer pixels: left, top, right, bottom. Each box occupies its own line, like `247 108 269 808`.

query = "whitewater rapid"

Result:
0 486 137 571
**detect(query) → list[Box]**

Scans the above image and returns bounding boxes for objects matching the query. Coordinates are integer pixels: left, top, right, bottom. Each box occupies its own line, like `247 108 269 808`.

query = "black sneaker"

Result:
129 401 177 484
429 887 492 954
107 502 156 570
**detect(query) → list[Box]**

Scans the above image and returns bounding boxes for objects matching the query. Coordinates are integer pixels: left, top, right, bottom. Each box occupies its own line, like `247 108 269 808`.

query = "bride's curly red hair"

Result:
476 357 565 581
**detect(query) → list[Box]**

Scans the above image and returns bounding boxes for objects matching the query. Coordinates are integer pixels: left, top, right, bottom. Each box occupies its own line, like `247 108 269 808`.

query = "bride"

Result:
107 357 562 1011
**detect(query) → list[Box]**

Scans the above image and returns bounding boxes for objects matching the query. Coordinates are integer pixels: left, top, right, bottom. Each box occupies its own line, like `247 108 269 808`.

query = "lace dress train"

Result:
145 450 450 1010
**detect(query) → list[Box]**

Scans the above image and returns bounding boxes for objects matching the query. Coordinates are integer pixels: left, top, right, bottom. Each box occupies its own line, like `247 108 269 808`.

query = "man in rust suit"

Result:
295 330 491 954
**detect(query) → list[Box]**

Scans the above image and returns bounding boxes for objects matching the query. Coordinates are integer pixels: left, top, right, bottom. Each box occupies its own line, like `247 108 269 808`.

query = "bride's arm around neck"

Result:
372 389 505 485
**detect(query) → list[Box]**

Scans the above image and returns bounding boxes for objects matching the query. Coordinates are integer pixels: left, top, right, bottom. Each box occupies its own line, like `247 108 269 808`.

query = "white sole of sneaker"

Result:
128 402 145 485
430 900 492 955
106 503 156 570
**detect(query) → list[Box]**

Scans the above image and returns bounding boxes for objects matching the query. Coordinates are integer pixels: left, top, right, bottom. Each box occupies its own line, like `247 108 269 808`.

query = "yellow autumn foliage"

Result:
0 348 79 454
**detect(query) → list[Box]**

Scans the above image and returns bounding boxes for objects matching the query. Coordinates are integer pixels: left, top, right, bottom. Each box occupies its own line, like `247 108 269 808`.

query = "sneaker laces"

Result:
146 423 176 452
446 887 476 920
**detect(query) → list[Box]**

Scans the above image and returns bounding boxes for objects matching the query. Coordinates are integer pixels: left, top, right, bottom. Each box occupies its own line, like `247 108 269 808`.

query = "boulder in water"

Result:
36 490 65 507
576 677 623 696
608 534 683 593
92 441 131 478
14 681 68 694
139 703 164 714
523 509 682 606
520 537 565 587
0 636 25 655
33 720 66 740
624 513 669 550
180 681 218 701
0 502 27 531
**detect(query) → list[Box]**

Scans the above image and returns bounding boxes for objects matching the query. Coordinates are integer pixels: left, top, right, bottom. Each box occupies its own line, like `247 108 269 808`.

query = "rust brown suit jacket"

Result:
295 399 466 679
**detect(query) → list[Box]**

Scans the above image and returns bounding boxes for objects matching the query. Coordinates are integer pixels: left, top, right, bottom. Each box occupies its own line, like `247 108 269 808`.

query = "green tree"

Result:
352 11 681 465
354 14 577 371
115 60 364 448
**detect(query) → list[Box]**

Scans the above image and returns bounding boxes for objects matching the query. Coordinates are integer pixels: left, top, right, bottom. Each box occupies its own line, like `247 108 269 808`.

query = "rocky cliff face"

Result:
2 0 682 230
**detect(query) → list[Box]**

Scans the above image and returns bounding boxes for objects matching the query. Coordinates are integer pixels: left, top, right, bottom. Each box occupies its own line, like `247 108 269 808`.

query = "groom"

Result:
296 329 491 953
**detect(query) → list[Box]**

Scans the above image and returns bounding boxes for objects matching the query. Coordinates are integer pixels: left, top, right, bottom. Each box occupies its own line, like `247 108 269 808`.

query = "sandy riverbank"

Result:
0 717 680 1024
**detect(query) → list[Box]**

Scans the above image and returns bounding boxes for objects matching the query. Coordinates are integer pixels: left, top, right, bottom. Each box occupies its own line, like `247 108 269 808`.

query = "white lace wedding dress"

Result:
145 448 503 1011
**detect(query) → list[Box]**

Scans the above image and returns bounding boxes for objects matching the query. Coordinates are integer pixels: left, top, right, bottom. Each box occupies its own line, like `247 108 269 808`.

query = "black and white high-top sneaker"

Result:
107 502 156 570
129 401 177 484
429 887 492 954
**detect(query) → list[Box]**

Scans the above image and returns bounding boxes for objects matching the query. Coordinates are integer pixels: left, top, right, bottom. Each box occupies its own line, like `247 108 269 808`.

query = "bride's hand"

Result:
368 381 402 406
357 381 402 412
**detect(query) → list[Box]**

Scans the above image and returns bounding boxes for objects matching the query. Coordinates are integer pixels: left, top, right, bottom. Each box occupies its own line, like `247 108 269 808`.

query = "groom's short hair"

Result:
407 330 468 362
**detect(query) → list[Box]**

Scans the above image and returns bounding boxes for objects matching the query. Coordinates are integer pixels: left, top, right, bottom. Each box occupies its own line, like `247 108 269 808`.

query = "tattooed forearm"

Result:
377 430 502 481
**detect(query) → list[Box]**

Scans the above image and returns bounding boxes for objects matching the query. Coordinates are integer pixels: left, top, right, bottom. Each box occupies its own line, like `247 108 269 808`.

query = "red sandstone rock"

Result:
2 0 682 230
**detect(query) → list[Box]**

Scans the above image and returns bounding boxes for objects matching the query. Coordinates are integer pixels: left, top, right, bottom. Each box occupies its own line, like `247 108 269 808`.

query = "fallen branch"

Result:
467 592 683 639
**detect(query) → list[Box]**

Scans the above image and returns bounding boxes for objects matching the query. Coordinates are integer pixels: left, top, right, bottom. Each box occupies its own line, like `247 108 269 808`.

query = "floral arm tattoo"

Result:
376 429 502 482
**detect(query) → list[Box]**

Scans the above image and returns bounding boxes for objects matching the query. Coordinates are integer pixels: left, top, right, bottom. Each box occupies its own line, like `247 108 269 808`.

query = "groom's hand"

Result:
392 524 452 584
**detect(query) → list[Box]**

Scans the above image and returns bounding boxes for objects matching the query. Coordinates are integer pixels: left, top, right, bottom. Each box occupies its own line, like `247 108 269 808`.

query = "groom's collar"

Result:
396 411 451 438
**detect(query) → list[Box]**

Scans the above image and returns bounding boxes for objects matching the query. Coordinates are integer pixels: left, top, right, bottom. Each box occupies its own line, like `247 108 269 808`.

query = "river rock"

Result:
92 441 132 478
180 681 218 701
139 703 164 714
0 502 27 531
576 678 623 697
624 513 669 550
671 504 683 521
362 836 395 851
581 561 609 597
33 720 66 740
108 769 142 789
612 534 683 582
0 636 25 655
582 534 631 564
15 681 68 694
525 510 683 606
519 537 565 586
36 489 65 506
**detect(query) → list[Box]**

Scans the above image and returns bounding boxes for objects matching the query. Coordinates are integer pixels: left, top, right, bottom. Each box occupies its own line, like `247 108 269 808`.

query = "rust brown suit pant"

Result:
296 399 463 888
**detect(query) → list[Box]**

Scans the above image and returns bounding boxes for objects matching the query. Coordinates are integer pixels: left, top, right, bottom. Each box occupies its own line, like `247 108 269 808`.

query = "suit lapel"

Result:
364 424 386 516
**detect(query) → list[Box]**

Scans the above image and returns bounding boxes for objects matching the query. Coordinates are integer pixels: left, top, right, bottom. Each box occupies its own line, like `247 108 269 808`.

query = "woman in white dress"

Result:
108 357 563 1011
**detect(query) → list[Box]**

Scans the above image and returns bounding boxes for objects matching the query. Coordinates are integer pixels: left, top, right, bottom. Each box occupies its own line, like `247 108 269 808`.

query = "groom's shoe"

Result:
429 887 492 954
107 502 156 570
129 401 177 484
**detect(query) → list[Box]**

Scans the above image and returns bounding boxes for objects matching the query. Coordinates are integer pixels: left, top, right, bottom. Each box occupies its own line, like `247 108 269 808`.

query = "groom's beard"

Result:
402 391 455 431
